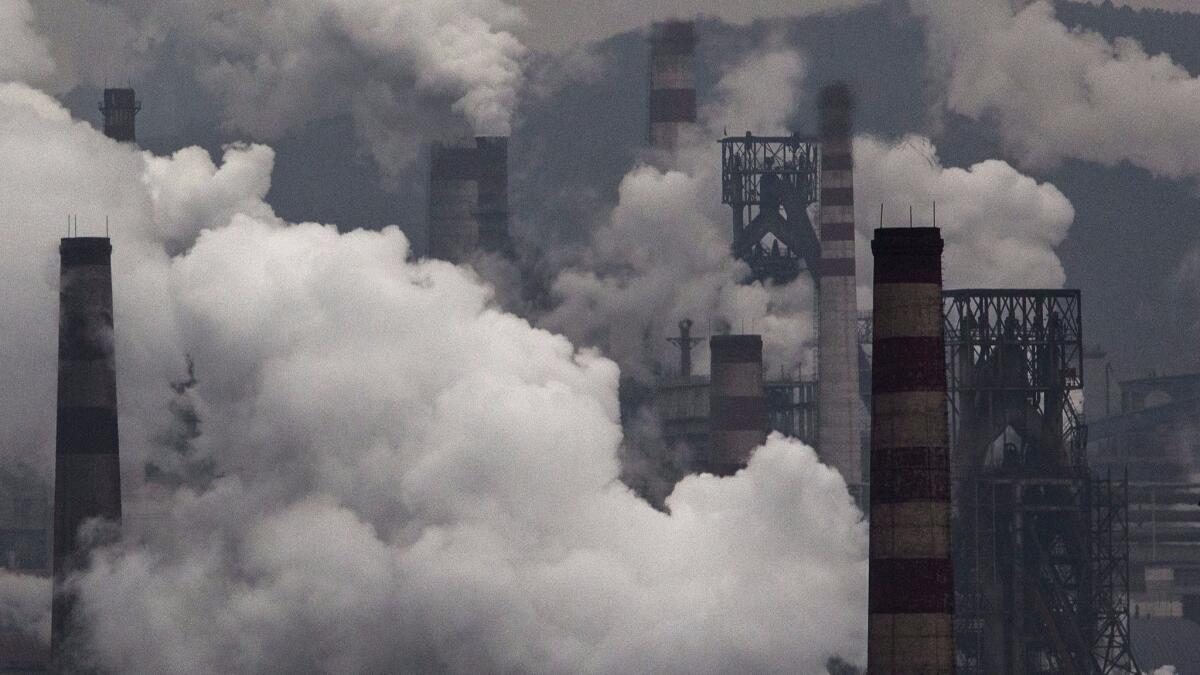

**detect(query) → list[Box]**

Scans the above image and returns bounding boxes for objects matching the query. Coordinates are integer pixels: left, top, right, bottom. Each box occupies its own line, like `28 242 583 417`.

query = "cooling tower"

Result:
868 226 954 674
648 21 697 152
99 88 139 143
817 82 864 488
52 237 122 656
701 335 766 476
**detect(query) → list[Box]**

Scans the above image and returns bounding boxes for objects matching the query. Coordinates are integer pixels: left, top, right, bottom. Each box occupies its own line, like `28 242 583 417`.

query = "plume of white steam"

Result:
0 80 868 672
26 0 526 179
853 134 1075 304
541 46 817 382
912 0 1200 179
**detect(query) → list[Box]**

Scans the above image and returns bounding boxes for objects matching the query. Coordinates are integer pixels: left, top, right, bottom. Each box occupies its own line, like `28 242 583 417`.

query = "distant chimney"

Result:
52 237 122 661
428 137 511 262
648 21 697 152
816 82 864 488
99 88 140 143
474 136 511 256
701 335 766 475
868 226 953 674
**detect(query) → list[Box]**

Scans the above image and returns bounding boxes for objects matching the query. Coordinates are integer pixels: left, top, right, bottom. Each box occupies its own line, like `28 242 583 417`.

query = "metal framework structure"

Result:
945 290 1136 674
765 380 817 444
720 133 821 284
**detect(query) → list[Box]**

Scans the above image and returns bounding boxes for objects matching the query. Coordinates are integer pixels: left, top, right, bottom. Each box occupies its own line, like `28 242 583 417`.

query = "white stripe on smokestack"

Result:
817 82 864 488
868 226 954 675
428 141 480 263
701 335 766 476
648 21 697 152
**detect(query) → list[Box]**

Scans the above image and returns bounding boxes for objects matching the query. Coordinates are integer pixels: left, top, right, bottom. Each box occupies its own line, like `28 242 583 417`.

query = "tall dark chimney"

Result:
474 136 511 255
868 226 953 674
98 88 140 143
52 237 122 660
700 335 766 476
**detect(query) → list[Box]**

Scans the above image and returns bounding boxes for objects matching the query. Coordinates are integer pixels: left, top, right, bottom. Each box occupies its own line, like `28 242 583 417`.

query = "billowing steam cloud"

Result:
0 78 868 673
541 46 816 383
26 0 526 178
853 134 1075 303
913 0 1200 179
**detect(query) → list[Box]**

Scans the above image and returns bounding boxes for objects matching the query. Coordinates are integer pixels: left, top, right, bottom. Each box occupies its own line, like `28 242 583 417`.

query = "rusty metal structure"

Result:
868 226 955 674
945 289 1137 674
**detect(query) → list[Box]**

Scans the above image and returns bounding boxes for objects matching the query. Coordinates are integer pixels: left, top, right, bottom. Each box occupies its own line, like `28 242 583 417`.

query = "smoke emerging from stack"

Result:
23 0 527 179
541 44 817 383
0 81 869 673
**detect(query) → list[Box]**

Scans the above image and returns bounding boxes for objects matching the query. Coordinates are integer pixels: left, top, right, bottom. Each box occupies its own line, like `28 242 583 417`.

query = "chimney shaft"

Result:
427 137 510 262
702 335 766 476
868 226 954 674
816 82 864 488
648 21 697 152
52 237 122 657
99 88 139 143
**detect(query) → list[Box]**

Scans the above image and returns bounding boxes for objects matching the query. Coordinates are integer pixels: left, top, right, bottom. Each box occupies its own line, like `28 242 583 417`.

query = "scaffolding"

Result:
945 290 1136 674
719 133 821 284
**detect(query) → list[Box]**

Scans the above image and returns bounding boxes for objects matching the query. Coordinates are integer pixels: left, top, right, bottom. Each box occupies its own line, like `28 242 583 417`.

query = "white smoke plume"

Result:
853 134 1075 305
913 0 1200 179
0 79 868 673
541 46 817 383
25 0 526 179
0 571 49 642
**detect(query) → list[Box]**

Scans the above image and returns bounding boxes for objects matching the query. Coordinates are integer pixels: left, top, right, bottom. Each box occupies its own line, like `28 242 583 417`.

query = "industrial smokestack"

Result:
474 136 511 255
701 335 766 476
98 88 140 143
868 227 953 674
648 21 697 152
428 141 480 263
427 137 511 263
817 82 864 489
52 237 122 660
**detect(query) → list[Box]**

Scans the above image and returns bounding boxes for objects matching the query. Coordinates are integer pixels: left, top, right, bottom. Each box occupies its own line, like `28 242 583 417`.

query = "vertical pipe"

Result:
703 335 766 476
428 142 480 263
868 226 954 674
817 82 864 488
52 237 122 659
648 21 697 152
98 88 139 143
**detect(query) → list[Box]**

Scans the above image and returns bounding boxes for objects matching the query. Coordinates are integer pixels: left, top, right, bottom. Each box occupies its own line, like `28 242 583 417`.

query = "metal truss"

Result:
945 290 1136 674
720 133 821 284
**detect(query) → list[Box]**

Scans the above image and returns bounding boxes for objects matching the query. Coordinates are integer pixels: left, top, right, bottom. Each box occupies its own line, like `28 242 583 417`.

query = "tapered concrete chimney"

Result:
817 82 864 489
648 21 697 152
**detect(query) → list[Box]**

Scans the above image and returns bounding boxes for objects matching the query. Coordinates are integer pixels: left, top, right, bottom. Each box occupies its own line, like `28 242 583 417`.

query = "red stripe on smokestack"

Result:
428 137 511 262
648 21 697 151
700 335 765 476
817 82 863 488
868 226 955 674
